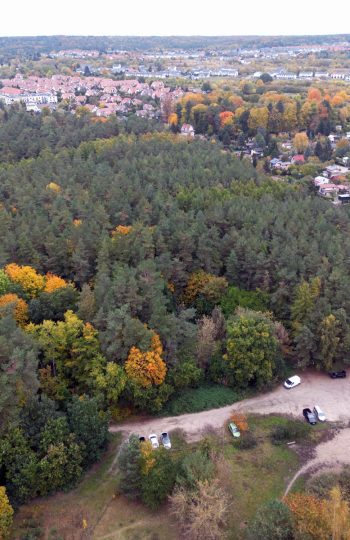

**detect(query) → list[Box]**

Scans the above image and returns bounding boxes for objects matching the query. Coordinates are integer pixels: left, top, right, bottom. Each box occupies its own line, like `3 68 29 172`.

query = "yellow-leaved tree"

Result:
4 263 45 298
125 333 166 388
0 486 14 540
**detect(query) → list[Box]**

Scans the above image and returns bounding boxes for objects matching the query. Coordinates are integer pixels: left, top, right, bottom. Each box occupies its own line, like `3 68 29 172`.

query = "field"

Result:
11 415 332 540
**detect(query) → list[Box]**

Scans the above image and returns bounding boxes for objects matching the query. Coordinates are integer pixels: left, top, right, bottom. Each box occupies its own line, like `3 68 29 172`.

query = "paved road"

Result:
110 371 350 441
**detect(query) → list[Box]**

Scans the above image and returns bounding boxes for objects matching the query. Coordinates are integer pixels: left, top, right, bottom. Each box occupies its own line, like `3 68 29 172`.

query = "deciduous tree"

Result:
0 486 14 540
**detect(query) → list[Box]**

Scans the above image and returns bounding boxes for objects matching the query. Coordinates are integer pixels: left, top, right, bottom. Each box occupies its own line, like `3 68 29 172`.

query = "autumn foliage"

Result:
0 486 14 540
184 270 228 305
219 111 234 127
230 413 248 432
285 492 329 539
125 333 167 388
4 264 69 299
46 181 61 193
4 263 45 298
0 293 29 326
112 225 133 236
44 273 68 293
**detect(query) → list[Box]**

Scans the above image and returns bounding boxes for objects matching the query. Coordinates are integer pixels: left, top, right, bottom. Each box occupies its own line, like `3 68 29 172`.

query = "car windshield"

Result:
286 379 292 384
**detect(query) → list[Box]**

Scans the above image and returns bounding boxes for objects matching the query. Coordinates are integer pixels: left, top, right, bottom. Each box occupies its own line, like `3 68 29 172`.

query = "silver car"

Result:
313 405 326 422
160 432 171 449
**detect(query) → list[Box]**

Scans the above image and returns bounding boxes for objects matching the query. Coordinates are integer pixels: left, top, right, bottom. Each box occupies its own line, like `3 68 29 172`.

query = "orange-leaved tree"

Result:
4 263 45 298
0 293 29 326
125 333 167 388
219 111 234 127
44 273 68 293
230 413 248 432
111 225 133 237
308 87 322 102
285 492 330 539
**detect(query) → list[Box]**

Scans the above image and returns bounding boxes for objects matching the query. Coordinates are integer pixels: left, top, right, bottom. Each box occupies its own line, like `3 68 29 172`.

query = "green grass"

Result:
161 384 247 415
223 415 301 539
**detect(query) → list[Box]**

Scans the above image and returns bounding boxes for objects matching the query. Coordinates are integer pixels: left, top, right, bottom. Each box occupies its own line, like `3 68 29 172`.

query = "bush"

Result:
307 466 350 502
246 499 294 540
237 431 258 450
176 450 215 490
270 420 310 445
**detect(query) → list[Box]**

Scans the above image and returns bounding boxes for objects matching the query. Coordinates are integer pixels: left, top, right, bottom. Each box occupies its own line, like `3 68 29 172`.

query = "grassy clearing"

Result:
161 384 247 415
11 415 317 540
222 415 301 539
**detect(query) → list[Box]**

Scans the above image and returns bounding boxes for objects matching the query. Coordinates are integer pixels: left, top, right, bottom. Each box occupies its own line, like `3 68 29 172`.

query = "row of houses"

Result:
253 70 350 81
0 75 184 117
0 87 58 106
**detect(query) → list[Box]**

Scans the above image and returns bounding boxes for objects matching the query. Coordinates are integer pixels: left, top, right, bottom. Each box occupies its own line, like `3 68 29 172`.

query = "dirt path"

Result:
110 372 350 442
284 427 350 496
96 520 147 540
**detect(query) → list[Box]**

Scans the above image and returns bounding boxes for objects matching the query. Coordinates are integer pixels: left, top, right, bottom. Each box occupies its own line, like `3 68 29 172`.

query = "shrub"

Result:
246 499 294 540
176 450 215 490
237 431 258 450
271 420 310 445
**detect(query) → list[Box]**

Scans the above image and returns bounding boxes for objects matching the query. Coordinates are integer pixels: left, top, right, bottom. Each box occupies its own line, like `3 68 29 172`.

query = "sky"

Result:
1 0 350 37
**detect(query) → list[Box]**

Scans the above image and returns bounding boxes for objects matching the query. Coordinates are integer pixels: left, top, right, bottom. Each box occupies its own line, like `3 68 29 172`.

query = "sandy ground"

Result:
284 427 350 495
110 371 350 441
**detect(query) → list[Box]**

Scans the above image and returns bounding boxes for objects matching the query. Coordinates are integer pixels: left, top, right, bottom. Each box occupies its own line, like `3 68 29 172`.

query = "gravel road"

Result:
110 371 350 441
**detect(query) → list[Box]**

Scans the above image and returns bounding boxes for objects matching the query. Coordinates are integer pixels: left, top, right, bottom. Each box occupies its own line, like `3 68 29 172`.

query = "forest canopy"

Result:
1 128 350 504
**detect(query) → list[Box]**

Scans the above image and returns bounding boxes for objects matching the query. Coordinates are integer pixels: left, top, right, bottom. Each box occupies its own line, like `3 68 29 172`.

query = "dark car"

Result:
303 408 317 425
329 370 346 379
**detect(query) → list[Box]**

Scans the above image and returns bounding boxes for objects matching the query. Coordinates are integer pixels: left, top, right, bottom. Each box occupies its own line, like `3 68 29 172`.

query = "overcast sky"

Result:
1 0 350 37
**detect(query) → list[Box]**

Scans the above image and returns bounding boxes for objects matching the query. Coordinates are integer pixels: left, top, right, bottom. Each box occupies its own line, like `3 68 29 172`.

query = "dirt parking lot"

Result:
111 371 350 441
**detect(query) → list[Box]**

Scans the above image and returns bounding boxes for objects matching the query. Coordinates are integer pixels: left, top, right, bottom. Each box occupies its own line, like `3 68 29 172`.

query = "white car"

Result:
149 434 159 449
284 375 301 389
313 405 326 422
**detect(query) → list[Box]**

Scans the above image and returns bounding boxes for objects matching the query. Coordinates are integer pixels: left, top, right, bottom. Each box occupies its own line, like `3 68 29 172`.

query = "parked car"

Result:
284 375 301 389
160 432 171 449
149 434 159 449
329 370 346 378
313 405 326 422
303 408 317 425
139 436 146 443
228 422 241 438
